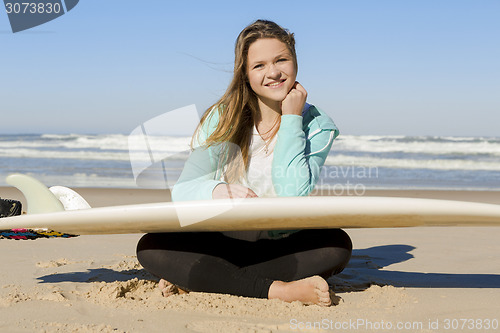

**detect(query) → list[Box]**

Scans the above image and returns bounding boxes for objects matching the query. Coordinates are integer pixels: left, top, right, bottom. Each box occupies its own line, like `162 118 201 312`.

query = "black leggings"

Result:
136 229 352 299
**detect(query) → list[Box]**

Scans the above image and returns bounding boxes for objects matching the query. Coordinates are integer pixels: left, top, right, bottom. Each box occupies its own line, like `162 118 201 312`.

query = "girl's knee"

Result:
136 233 154 267
337 228 353 252
136 233 169 269
320 229 353 276
320 228 353 252
136 233 152 253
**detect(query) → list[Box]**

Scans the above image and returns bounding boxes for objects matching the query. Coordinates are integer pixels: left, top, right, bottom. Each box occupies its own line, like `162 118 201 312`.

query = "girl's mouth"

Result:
265 79 286 88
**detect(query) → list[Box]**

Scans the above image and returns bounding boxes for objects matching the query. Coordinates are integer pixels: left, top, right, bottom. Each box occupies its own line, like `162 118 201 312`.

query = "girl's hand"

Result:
281 81 307 116
212 183 258 199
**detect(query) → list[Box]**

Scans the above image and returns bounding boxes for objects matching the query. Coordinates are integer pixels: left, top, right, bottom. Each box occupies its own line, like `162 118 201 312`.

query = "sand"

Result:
1 187 500 333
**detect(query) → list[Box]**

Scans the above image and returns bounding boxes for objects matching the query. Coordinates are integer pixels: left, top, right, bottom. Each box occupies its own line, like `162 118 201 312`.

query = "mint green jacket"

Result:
171 103 339 202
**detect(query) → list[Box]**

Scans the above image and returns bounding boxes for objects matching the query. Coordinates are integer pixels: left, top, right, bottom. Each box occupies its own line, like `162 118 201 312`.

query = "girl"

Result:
137 20 352 307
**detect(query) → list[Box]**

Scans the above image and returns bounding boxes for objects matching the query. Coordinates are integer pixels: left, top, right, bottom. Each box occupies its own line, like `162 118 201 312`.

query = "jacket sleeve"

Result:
171 109 227 202
271 106 339 197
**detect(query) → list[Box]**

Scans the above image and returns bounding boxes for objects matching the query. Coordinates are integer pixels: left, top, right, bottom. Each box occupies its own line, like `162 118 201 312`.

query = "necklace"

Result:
257 116 280 154
263 136 276 154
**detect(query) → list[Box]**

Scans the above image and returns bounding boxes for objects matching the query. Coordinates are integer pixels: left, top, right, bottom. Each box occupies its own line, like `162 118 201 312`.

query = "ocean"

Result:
1 134 499 191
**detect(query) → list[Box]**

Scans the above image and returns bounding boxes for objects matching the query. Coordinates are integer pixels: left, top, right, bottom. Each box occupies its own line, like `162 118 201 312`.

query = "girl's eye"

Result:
253 64 263 69
277 58 288 62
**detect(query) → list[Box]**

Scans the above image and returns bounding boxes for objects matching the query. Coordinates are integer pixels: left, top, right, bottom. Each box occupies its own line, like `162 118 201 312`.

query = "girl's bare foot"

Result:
268 275 332 306
158 279 188 297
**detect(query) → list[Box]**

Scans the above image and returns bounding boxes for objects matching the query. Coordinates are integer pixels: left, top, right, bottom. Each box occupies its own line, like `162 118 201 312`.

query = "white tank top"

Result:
221 126 278 241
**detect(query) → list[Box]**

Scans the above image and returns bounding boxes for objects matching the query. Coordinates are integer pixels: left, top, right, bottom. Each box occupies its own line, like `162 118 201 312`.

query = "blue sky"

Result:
1 0 499 137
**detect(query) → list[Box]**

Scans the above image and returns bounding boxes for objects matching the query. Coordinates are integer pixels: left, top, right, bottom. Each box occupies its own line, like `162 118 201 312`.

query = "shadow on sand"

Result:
37 268 154 284
328 244 500 291
37 244 500 291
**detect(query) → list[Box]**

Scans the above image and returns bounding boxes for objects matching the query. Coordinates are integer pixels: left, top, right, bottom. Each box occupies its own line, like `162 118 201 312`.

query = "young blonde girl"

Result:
137 19 352 306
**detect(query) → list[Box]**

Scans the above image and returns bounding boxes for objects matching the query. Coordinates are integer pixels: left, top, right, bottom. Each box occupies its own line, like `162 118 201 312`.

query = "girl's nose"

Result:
266 64 280 79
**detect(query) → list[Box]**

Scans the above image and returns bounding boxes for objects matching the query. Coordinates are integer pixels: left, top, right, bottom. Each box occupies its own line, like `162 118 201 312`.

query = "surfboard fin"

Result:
6 174 65 214
49 186 91 210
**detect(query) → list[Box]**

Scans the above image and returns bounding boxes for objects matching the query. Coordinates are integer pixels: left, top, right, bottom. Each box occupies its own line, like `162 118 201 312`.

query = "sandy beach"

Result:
1 187 499 333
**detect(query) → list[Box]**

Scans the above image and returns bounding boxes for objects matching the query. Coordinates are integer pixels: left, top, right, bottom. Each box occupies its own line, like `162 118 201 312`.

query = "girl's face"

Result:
246 38 297 108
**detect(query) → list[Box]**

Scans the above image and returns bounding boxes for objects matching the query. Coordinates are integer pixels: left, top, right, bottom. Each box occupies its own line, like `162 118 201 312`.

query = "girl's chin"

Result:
265 89 290 102
257 94 287 106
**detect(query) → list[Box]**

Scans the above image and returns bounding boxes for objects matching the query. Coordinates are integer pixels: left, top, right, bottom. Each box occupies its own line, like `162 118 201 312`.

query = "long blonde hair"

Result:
192 20 297 183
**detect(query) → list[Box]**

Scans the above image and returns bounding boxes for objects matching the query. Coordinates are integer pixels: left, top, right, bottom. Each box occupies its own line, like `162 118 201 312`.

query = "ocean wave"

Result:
4 134 500 157
0 172 139 188
333 135 500 156
0 148 190 162
0 134 192 152
369 135 500 144
326 154 500 171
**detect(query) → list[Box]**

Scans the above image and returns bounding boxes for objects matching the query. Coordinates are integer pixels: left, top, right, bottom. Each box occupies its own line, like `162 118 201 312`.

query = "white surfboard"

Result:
2 174 500 235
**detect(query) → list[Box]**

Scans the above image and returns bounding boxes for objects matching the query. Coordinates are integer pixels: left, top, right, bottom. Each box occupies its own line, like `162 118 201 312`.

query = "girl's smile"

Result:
265 79 286 88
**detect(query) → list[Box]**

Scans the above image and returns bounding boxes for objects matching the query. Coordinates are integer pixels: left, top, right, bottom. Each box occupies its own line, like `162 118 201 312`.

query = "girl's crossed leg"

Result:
136 228 352 306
